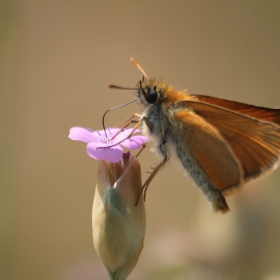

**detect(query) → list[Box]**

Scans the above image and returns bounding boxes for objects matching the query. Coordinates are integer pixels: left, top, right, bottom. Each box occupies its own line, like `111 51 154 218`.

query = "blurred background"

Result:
1 1 280 279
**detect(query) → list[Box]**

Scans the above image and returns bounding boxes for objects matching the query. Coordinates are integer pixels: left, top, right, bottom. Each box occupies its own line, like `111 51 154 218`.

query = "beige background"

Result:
1 1 280 279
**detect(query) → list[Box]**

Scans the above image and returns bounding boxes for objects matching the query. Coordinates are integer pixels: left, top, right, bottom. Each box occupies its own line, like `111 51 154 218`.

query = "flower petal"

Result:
120 135 148 149
87 142 123 162
113 128 134 141
69 127 100 143
94 128 121 140
113 128 148 149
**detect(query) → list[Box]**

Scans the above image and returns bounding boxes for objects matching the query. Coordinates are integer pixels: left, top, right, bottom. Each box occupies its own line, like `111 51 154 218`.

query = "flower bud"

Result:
92 155 146 280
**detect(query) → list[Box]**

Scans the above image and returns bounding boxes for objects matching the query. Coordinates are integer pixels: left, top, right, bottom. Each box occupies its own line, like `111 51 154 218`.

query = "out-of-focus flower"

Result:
92 154 146 280
69 127 148 163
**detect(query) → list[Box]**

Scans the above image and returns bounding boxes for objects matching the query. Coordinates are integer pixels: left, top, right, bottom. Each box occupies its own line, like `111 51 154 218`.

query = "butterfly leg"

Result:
144 155 168 199
136 141 169 204
109 114 142 142
136 155 168 204
135 142 147 157
104 114 153 151
100 114 145 149
115 113 142 129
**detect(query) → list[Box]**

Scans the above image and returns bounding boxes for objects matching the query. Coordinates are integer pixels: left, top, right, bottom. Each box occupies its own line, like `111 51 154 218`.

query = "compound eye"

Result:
144 86 158 104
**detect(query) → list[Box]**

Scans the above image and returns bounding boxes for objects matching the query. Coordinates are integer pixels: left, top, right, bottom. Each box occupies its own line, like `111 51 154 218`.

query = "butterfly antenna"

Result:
130 58 149 79
109 85 138 90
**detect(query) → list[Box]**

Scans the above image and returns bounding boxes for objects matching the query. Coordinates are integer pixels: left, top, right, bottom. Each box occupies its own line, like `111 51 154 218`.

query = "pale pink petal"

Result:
94 128 121 140
69 127 100 143
120 136 148 149
87 142 123 163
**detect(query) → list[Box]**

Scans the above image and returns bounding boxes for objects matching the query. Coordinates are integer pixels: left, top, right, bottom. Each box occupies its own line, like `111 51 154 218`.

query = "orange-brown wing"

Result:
175 100 280 196
173 110 243 194
192 95 280 126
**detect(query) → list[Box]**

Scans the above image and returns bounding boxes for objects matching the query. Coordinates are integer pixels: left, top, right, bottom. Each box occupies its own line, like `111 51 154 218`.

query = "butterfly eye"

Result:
144 86 158 104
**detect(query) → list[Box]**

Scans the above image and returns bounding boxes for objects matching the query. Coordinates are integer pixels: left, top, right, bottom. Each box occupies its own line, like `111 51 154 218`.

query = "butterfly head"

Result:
135 78 165 108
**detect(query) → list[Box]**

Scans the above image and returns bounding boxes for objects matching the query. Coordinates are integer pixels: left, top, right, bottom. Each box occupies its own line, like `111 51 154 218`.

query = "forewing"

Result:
177 100 280 195
173 110 243 193
192 95 280 126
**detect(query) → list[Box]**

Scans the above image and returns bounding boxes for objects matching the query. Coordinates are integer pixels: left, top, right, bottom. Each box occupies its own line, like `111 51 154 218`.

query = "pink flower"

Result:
68 127 148 163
